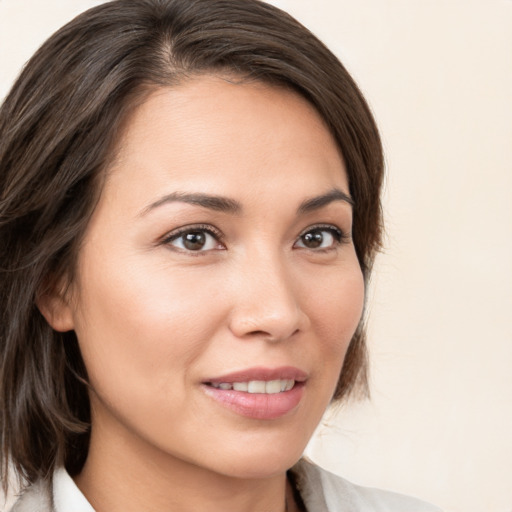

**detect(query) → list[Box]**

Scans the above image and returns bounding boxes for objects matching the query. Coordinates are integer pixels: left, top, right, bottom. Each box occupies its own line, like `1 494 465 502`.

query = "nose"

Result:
227 252 310 342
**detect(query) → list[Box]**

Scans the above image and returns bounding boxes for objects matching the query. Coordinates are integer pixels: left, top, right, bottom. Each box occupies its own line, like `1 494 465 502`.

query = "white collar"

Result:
52 467 95 512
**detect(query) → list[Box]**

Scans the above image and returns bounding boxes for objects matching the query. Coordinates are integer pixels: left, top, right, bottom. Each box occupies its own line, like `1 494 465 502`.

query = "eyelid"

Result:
299 223 348 238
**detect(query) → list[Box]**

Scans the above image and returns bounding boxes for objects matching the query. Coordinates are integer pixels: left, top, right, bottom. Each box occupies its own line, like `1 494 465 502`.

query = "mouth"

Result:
202 367 307 419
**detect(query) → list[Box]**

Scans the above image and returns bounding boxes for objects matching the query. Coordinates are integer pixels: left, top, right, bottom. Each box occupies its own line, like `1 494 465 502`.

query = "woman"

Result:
0 1 440 511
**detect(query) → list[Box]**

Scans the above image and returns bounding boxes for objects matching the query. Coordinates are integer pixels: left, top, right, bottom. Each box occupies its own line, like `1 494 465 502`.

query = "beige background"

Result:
1 1 511 511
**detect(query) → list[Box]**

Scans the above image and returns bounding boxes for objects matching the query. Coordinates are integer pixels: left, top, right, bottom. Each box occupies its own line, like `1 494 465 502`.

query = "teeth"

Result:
233 382 248 392
210 379 295 394
265 380 282 394
248 380 265 393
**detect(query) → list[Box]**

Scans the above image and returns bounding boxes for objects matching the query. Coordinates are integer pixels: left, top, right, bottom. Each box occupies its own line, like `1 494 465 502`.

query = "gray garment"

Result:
11 459 442 512
290 459 442 512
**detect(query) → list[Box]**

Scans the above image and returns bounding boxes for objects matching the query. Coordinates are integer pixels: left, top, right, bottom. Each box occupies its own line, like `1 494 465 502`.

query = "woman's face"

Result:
55 76 364 479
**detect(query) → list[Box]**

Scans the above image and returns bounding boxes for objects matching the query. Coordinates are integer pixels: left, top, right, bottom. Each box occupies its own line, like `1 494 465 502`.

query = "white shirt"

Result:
52 468 94 512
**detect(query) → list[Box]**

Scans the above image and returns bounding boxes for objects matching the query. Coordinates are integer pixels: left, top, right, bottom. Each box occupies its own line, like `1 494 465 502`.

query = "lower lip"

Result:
202 383 305 420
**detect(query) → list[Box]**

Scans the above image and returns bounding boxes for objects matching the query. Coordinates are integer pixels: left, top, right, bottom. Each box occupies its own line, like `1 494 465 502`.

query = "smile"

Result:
202 367 307 419
208 379 295 394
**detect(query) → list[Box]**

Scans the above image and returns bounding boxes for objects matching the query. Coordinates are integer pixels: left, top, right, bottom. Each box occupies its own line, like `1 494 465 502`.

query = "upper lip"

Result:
204 366 308 384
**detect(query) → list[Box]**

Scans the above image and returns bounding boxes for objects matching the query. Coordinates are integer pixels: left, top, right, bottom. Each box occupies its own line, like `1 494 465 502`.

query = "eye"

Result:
294 225 345 250
163 226 224 252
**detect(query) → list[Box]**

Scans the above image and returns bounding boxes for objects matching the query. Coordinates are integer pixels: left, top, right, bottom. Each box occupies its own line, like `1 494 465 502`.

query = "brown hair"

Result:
0 0 383 490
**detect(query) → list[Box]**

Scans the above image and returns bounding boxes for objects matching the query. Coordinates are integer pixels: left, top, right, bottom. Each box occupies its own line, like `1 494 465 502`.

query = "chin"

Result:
206 439 307 480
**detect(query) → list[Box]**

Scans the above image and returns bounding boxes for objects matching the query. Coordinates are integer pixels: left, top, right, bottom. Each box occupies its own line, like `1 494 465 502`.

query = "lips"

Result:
202 366 307 420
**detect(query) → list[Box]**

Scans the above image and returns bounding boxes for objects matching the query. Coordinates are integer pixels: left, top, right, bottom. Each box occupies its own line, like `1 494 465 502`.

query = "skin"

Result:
41 76 365 512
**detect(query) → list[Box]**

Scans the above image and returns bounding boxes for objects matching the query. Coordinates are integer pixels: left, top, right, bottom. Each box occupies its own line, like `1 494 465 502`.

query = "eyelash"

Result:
160 223 349 254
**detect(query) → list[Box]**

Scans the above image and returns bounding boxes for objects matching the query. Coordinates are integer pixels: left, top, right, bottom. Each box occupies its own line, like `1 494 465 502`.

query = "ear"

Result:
36 281 75 332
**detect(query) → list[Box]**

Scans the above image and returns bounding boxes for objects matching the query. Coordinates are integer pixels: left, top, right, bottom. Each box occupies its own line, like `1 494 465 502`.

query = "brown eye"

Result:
183 231 207 250
301 230 325 249
295 226 343 250
165 227 223 252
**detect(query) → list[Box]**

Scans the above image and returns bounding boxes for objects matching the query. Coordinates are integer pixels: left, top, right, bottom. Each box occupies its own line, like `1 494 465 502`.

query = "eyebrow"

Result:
297 188 354 214
140 192 242 216
140 187 353 217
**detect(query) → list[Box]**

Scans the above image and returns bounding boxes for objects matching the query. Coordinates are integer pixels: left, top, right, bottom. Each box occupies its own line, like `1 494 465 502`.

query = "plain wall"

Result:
1 1 511 511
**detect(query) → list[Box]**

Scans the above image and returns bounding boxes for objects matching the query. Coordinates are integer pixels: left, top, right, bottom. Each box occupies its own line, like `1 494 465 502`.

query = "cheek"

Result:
70 256 227 398
308 264 365 344
304 262 365 387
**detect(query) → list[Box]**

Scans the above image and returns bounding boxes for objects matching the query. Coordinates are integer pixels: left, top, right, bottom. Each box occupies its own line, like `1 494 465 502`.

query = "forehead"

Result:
103 75 348 207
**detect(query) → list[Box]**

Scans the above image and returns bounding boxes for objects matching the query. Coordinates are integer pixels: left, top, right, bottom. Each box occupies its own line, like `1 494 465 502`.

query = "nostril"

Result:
245 329 272 339
245 328 300 342
248 330 268 337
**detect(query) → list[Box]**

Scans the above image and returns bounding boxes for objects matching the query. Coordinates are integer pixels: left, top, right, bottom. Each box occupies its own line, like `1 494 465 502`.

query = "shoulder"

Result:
9 478 53 512
290 459 443 512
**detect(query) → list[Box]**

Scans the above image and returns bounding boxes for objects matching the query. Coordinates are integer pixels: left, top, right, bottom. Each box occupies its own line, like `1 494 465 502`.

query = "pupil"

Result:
303 230 323 248
184 232 206 250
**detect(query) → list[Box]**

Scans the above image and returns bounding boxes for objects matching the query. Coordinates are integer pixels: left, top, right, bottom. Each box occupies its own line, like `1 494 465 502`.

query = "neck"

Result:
74 420 294 512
